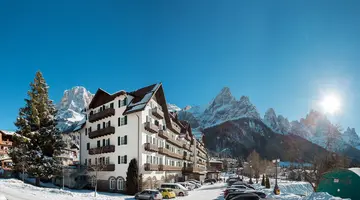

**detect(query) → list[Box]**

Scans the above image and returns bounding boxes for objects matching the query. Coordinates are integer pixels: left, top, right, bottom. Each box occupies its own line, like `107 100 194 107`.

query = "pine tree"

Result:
10 71 65 186
261 174 265 186
265 176 271 188
126 158 139 195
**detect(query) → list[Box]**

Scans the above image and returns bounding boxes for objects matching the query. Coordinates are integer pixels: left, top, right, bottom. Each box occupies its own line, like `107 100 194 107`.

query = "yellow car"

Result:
159 188 176 199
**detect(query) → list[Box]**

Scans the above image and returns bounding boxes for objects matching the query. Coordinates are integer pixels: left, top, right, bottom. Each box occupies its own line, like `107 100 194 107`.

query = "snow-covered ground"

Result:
0 178 351 200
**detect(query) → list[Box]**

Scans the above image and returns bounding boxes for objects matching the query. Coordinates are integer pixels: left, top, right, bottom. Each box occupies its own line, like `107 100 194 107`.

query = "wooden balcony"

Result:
182 166 203 173
145 122 159 134
152 107 164 119
197 152 207 159
168 120 181 134
158 147 183 160
159 164 182 171
196 143 207 154
183 143 191 151
89 145 115 155
89 126 115 139
144 163 159 171
89 108 115 122
0 140 12 146
144 143 158 152
167 136 183 148
197 159 206 165
158 130 169 139
88 164 115 171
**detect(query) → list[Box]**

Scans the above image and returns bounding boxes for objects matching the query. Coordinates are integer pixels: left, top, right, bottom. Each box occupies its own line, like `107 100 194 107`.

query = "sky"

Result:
1 0 360 133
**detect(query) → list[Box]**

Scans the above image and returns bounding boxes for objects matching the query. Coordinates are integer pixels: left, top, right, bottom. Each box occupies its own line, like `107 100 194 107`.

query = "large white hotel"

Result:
78 83 208 192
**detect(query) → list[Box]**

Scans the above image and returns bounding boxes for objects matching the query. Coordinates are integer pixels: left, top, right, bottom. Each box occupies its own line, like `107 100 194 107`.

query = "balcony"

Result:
197 159 206 165
167 136 183 148
89 126 115 139
197 152 207 159
144 143 158 152
0 140 12 146
89 145 115 155
152 107 164 119
145 122 159 134
183 143 191 151
196 144 207 154
159 164 183 171
158 130 169 139
182 166 203 173
144 163 159 171
183 154 190 161
168 120 181 134
89 108 115 123
158 147 183 160
0 149 8 154
88 164 115 171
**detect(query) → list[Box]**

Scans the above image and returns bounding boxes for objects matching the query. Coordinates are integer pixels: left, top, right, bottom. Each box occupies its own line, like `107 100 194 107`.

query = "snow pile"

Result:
305 192 350 200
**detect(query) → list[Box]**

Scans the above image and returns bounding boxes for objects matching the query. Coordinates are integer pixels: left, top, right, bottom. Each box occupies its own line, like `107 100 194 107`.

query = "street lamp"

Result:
249 165 253 184
272 159 280 195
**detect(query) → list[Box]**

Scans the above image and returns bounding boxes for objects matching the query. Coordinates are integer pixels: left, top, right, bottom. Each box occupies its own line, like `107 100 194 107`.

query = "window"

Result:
107 138 110 146
87 143 90 150
85 128 87 136
118 100 121 108
107 120 111 127
155 120 159 126
103 122 105 128
97 140 100 148
89 159 92 165
118 117 120 126
106 157 110 164
97 124 101 130
147 155 150 163
117 178 124 190
120 116 127 126
109 178 116 190
123 98 127 106
118 156 120 164
119 155 127 164
89 127 92 133
84 159 87 165
118 137 120 146
110 103 114 109
120 135 127 145
103 139 105 146
95 158 97 165
119 98 127 107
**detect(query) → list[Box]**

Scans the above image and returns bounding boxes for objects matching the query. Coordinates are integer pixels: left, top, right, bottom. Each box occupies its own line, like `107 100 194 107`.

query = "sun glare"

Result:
321 94 341 114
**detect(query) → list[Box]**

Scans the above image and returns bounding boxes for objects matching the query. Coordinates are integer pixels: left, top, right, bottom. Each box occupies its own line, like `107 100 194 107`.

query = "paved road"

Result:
1 190 33 200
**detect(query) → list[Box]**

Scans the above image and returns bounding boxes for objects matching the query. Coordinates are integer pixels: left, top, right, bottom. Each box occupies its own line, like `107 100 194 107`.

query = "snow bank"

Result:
305 192 350 200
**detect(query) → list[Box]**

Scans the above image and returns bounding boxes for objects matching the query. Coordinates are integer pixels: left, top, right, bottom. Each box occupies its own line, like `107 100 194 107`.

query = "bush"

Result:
265 176 270 189
261 174 265 186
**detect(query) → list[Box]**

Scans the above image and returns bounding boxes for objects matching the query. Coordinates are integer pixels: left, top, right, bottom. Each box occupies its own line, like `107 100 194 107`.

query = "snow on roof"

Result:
0 130 15 135
349 168 360 177
209 160 223 164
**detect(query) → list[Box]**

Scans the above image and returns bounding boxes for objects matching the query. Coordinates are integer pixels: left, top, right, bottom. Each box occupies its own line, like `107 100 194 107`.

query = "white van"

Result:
160 183 189 196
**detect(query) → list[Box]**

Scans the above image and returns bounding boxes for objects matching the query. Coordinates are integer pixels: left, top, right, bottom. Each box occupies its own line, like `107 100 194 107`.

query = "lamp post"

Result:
249 165 253 184
272 159 280 195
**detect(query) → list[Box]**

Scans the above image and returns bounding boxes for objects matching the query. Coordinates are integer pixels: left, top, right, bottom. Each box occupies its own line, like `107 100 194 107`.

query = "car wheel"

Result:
164 195 169 199
178 192 184 196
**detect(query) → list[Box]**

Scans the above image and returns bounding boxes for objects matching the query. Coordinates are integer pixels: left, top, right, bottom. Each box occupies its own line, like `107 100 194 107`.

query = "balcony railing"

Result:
88 164 115 171
196 143 207 154
152 107 164 119
158 130 169 139
144 163 159 171
89 126 115 139
197 152 207 159
183 143 191 151
159 164 182 171
0 141 12 146
182 166 203 173
145 122 159 134
158 147 183 160
89 108 115 122
89 145 115 155
167 136 183 148
168 120 181 134
144 143 159 152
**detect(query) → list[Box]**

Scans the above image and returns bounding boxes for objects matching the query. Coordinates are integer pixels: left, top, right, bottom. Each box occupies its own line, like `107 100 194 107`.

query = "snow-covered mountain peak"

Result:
56 86 93 132
343 127 360 147
211 87 235 106
167 103 181 112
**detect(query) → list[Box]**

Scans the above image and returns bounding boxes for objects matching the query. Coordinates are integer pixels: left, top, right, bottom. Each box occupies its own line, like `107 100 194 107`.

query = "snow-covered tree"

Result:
10 71 65 186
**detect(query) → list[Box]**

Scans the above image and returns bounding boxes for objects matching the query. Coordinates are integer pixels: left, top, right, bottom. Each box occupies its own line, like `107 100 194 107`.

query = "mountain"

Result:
56 86 93 132
342 127 360 148
167 103 181 112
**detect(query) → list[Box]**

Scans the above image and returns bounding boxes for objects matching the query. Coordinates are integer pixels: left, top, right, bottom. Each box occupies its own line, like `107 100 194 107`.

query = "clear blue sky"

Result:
1 0 360 133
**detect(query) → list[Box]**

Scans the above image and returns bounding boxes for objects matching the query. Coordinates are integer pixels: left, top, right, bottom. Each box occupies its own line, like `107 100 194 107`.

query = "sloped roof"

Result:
349 168 360 177
0 130 15 136
88 89 126 109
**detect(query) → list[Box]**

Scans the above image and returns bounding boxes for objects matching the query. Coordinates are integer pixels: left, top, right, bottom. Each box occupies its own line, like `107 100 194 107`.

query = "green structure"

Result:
317 168 360 200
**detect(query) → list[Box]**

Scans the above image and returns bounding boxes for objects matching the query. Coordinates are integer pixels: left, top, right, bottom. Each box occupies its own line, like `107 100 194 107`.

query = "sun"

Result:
321 94 341 114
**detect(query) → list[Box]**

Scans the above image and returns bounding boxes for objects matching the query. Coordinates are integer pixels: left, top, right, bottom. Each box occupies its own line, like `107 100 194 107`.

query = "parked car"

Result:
204 178 217 184
134 189 163 200
187 181 201 188
160 183 189 196
184 181 197 189
177 182 195 190
223 188 242 197
226 191 267 199
227 184 252 191
158 188 176 199
188 179 201 185
231 181 256 190
228 193 264 200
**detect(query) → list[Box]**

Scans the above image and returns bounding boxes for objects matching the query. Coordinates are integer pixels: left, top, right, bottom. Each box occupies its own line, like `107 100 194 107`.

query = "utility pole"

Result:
62 166 65 190
272 159 280 195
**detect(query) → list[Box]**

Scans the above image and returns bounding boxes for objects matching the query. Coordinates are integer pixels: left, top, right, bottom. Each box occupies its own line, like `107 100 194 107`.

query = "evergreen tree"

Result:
10 71 65 186
261 174 265 186
126 158 139 195
265 176 271 188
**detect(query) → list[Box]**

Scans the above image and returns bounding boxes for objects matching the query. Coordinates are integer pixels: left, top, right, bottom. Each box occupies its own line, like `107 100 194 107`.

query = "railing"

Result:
158 130 169 139
89 126 115 139
197 152 207 159
145 122 159 133
144 163 159 171
197 159 206 165
158 147 183 160
89 108 115 122
167 136 183 148
183 143 191 151
88 164 115 171
182 166 202 173
89 145 115 155
159 164 183 171
168 120 181 134
152 107 164 119
144 143 159 152
196 143 207 154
